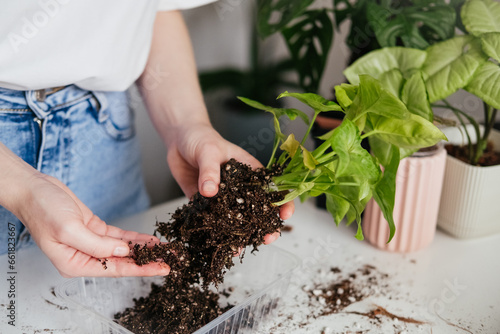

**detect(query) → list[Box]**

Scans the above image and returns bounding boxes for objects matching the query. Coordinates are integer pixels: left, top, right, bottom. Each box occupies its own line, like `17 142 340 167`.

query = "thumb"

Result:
197 145 222 197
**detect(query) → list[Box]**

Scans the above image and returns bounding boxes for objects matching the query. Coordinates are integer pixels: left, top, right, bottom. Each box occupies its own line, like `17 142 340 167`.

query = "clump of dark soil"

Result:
446 142 500 166
114 159 285 334
114 280 231 334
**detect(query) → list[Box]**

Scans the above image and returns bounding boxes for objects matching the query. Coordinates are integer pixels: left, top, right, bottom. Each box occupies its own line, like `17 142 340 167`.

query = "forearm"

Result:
137 10 210 147
0 142 39 217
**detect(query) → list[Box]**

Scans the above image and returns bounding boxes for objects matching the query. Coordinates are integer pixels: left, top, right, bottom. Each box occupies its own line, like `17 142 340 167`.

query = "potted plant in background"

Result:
255 0 462 218
343 47 450 252
344 0 500 241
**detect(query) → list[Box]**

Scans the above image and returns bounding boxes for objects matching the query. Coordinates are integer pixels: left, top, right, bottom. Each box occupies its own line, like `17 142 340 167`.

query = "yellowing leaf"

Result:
301 146 318 170
280 134 300 157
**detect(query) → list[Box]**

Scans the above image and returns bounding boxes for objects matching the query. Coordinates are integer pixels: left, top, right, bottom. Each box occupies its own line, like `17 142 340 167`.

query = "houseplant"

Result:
343 0 500 239
256 0 463 217
118 77 445 333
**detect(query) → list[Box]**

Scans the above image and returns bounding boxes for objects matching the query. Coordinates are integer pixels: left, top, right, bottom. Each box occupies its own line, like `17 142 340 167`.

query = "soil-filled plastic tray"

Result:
56 245 300 334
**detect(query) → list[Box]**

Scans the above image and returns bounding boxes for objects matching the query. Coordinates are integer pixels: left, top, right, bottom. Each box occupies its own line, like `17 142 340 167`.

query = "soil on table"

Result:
114 159 285 334
446 141 500 166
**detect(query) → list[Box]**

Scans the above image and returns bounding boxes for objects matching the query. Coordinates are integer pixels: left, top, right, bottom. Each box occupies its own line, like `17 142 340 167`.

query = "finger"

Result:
196 144 222 197
90 223 160 244
167 150 199 198
60 256 171 278
279 201 295 220
60 216 132 259
263 231 280 245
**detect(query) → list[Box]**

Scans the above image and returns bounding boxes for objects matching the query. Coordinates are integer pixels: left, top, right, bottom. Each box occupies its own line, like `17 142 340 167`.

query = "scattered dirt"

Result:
281 225 294 232
347 305 426 325
446 141 500 166
115 159 285 334
97 258 108 270
304 265 389 317
264 264 427 333
43 299 68 311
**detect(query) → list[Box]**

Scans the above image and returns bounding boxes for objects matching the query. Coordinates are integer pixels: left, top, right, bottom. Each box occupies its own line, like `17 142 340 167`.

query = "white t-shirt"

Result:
0 0 216 91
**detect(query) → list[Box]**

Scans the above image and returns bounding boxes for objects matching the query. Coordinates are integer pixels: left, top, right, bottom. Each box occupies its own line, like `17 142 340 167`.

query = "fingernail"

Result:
202 180 217 194
113 247 129 257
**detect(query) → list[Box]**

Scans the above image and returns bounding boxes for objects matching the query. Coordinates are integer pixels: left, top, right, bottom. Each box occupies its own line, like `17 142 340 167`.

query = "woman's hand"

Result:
166 122 295 244
13 174 170 278
138 11 294 246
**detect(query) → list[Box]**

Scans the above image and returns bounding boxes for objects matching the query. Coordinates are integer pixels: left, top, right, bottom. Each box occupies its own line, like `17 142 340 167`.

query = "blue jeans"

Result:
0 85 150 254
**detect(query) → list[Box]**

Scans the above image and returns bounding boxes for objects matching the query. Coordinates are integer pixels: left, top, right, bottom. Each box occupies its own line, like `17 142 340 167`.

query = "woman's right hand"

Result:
10 173 170 278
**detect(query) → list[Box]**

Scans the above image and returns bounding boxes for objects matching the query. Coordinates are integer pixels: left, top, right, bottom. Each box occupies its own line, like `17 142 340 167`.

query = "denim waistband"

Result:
0 86 108 121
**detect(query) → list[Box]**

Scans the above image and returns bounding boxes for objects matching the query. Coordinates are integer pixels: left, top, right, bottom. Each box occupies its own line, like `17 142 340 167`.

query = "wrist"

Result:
0 143 41 218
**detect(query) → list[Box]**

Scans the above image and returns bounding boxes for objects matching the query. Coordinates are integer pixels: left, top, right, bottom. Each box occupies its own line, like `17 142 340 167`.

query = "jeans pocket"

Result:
90 91 135 141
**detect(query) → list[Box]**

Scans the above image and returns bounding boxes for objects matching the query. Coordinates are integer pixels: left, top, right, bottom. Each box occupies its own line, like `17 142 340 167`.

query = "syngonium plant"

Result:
343 0 500 166
239 74 446 242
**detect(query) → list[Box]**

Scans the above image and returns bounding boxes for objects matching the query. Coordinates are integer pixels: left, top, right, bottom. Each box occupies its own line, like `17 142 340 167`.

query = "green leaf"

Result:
237 96 310 124
325 192 350 226
366 2 456 49
301 146 318 170
257 0 314 38
369 135 417 167
403 5 457 43
346 75 446 149
280 134 300 157
344 47 427 85
333 0 358 28
461 0 500 36
422 35 488 102
401 72 433 121
480 32 500 61
355 222 364 240
282 10 334 92
465 61 500 110
378 69 404 97
371 145 400 243
369 112 447 149
278 91 343 112
368 135 393 167
346 75 411 124
327 119 381 183
334 84 358 109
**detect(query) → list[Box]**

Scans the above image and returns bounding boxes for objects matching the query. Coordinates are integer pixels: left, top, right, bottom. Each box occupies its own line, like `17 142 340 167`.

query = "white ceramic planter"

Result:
437 129 500 239
363 146 447 252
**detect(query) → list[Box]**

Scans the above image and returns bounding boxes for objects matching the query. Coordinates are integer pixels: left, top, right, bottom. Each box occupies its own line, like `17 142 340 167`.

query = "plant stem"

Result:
301 111 320 146
482 103 497 143
266 138 280 169
473 103 497 164
360 130 379 139
433 100 482 164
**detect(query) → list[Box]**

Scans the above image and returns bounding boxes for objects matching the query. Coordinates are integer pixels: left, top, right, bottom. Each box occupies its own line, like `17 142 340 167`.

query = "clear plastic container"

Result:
55 245 300 334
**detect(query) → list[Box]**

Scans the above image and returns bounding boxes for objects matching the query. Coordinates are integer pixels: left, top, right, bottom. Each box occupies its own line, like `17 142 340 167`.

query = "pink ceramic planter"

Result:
363 146 447 252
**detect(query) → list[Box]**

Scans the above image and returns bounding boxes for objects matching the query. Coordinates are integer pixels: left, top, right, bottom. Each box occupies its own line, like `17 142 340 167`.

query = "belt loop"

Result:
91 91 109 123
25 90 48 119
35 89 46 102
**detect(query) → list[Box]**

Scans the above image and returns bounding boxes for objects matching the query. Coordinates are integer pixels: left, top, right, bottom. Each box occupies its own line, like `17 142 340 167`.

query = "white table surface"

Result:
1 197 499 334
